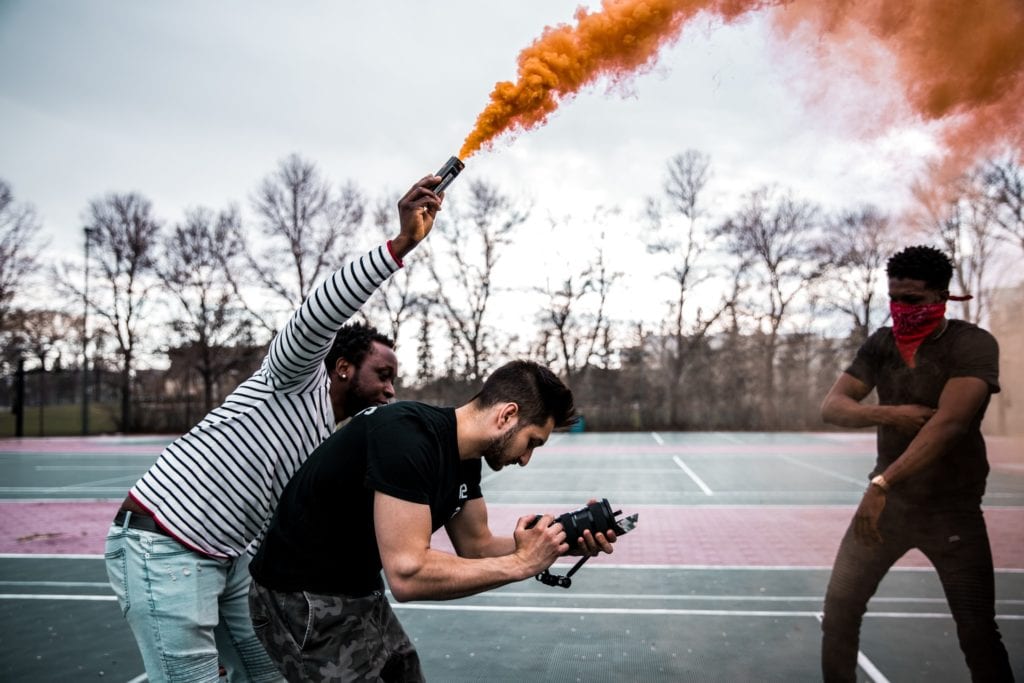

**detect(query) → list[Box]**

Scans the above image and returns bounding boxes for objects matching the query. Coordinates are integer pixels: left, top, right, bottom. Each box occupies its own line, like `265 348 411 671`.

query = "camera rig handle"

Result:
535 555 591 589
524 499 638 589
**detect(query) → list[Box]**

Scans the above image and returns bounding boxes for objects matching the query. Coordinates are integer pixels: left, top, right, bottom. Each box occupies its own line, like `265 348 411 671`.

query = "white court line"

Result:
816 613 890 683
126 674 147 683
0 483 130 493
650 432 664 445
59 474 140 489
514 467 684 473
3 554 1022 574
0 451 158 459
469 591 1024 605
0 498 123 504
0 580 110 588
672 456 714 496
34 465 140 470
0 486 128 493
0 593 116 601
1 594 1020 620
392 603 1024 620
1 581 1020 606
774 453 866 487
0 553 105 559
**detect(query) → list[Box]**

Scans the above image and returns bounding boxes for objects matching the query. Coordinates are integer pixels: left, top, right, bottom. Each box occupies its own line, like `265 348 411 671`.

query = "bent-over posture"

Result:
248 361 617 682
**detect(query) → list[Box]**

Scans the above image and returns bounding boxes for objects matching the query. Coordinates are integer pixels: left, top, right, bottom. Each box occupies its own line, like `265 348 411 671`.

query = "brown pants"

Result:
249 579 424 683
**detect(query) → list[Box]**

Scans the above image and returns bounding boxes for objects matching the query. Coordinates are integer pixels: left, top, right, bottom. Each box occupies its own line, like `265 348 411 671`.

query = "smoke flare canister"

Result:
433 156 464 194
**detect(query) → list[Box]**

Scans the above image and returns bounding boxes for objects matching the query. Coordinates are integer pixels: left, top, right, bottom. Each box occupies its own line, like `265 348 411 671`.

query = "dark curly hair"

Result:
471 360 576 429
324 322 394 372
886 245 953 291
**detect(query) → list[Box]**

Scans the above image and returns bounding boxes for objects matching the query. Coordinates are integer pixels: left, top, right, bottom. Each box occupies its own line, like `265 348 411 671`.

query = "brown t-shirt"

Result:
846 319 1000 505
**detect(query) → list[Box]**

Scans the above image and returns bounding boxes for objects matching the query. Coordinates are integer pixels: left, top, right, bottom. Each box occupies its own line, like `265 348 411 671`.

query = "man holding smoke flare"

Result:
248 360 618 682
104 173 445 683
819 245 1014 681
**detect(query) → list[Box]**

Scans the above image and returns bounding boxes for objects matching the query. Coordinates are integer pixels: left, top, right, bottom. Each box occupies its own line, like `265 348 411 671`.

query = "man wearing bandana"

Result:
818 245 1014 682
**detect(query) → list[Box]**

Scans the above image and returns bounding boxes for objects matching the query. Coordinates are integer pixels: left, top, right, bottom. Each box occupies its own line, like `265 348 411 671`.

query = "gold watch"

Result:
870 474 889 492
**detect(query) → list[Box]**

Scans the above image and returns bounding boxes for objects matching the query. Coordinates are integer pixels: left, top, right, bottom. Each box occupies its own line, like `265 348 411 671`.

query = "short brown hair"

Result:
471 361 576 429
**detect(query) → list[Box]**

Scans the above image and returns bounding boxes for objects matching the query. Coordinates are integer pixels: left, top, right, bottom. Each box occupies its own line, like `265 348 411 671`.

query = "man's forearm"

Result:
822 396 891 428
463 535 516 559
264 244 399 388
881 414 968 487
385 547 530 603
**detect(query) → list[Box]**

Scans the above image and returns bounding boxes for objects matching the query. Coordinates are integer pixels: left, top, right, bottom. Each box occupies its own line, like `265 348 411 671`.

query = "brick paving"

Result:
3 500 1021 570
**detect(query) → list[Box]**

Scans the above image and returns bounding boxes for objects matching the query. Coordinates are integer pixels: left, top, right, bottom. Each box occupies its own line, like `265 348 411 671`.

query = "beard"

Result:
482 425 521 472
342 371 375 417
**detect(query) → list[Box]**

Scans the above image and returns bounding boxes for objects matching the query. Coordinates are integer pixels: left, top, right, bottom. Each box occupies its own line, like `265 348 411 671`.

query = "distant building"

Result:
985 283 1024 435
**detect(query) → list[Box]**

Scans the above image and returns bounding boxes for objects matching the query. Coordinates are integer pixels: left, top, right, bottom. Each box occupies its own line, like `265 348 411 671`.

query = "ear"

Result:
497 402 519 429
333 357 353 381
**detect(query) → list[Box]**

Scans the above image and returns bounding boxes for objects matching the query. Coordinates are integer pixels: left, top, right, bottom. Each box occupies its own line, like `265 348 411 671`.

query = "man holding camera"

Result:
248 360 617 682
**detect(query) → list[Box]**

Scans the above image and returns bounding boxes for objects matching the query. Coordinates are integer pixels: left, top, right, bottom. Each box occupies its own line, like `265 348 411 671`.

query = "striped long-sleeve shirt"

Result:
129 243 401 559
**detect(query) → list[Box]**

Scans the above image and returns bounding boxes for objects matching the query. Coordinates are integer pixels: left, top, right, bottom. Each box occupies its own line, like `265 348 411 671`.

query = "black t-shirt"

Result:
845 319 999 505
249 401 482 595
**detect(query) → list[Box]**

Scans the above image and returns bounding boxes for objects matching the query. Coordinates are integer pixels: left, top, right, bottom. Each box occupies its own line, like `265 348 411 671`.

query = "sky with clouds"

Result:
0 0 954 336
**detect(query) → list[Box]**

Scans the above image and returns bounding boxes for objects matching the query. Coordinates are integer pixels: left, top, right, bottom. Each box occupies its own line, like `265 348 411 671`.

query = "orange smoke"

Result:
459 0 767 159
460 0 1024 179
772 0 1024 183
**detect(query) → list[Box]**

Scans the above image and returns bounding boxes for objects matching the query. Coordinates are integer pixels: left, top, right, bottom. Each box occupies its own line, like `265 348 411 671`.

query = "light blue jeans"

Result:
105 515 285 683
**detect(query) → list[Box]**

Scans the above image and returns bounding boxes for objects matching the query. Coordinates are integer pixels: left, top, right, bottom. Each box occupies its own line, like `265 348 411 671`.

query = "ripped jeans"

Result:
105 520 284 683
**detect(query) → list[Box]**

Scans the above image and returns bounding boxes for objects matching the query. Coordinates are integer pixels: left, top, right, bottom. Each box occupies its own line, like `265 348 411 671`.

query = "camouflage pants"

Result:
249 579 424 682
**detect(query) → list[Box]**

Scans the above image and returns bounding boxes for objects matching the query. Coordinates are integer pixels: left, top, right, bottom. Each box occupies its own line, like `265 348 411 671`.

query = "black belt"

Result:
113 509 171 537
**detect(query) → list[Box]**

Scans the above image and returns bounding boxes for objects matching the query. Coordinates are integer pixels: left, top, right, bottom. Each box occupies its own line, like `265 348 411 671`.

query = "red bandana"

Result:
890 301 946 367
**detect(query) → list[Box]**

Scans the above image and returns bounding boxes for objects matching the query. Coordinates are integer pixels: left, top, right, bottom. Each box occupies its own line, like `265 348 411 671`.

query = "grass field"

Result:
0 403 118 437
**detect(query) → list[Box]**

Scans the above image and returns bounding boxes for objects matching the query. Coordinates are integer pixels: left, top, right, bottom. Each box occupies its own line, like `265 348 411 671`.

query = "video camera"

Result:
525 498 638 588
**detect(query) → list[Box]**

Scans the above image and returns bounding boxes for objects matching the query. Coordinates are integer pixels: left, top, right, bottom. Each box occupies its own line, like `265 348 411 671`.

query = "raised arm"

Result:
388 175 444 261
374 493 567 602
263 175 443 391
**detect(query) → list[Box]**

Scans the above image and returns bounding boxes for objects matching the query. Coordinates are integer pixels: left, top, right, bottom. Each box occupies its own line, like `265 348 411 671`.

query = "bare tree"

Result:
913 169 998 324
708 258 757 428
644 151 728 426
716 186 822 428
159 206 257 414
535 212 621 384
817 205 896 343
364 194 429 344
84 192 161 431
427 179 527 382
12 309 77 433
230 154 365 333
415 307 436 383
982 153 1024 254
0 180 44 338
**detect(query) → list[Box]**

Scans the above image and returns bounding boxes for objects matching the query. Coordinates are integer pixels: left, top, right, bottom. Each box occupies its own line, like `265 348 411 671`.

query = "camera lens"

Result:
556 499 613 551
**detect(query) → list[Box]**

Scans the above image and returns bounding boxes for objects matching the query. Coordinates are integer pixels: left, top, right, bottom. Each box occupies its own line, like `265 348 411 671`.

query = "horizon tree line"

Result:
1 149 1021 434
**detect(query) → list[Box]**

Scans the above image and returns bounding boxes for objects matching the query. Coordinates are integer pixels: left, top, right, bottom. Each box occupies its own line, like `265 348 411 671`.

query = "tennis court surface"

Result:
1 431 1021 681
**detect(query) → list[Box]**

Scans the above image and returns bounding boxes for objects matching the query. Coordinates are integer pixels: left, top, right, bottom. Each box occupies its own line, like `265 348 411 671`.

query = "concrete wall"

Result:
985 283 1024 435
